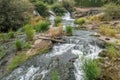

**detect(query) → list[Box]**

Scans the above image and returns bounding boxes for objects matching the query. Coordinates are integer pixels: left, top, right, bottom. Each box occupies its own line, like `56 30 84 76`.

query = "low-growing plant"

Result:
54 17 62 26
35 21 49 32
52 70 59 80
0 46 4 59
82 58 100 80
0 33 8 42
74 18 85 25
24 42 31 50
66 25 73 36
24 24 35 40
100 25 117 37
51 3 66 16
15 39 22 51
8 30 15 39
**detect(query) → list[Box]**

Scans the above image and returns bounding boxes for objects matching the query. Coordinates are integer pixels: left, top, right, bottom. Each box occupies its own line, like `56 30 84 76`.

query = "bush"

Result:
52 70 59 80
0 0 33 32
82 58 100 80
66 26 73 36
54 17 62 26
62 0 75 12
0 33 8 42
24 24 35 40
24 42 31 50
100 25 117 37
15 39 22 51
51 3 66 16
8 30 15 39
35 21 49 32
103 3 120 19
35 1 49 17
74 18 85 25
0 46 4 59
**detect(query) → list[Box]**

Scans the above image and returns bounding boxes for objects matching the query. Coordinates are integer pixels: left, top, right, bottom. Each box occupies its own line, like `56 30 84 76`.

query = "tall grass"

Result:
66 25 73 36
52 70 59 80
54 16 62 26
74 18 85 25
15 39 22 51
82 58 100 80
24 24 35 40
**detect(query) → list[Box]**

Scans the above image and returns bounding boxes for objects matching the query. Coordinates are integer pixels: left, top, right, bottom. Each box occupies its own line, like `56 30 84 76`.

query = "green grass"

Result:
54 16 62 26
8 30 15 39
52 70 59 80
74 18 85 25
15 39 22 51
66 25 73 36
0 46 4 59
82 58 100 80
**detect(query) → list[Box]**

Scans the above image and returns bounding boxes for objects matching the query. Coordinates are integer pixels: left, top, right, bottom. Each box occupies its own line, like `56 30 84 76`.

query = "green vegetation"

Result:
24 24 35 40
0 33 8 42
54 17 62 26
0 0 33 32
51 3 66 16
82 58 100 80
24 42 31 50
35 21 49 32
100 25 117 37
103 3 120 19
15 39 22 51
75 18 85 25
52 70 59 80
34 1 49 17
66 26 73 36
0 46 4 59
8 30 15 39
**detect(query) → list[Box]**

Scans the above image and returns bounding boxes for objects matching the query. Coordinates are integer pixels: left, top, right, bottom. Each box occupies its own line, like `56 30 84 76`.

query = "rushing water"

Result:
1 12 104 80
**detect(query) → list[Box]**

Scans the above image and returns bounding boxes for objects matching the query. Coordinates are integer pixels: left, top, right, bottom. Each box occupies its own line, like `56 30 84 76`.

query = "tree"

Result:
0 0 33 32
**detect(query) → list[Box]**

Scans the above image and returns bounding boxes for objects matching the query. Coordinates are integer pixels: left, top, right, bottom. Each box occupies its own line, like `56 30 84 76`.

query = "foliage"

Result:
51 3 66 16
103 3 120 19
82 58 100 80
0 46 4 59
52 70 59 80
102 0 120 4
54 17 62 26
24 42 31 50
8 30 15 39
35 21 49 32
62 0 75 12
75 18 85 25
100 25 117 37
24 24 35 40
15 39 22 51
0 33 8 42
66 26 73 36
34 1 49 17
0 0 33 32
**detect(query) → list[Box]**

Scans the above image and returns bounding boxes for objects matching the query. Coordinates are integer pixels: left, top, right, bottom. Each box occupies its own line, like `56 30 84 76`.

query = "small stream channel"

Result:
1 12 104 80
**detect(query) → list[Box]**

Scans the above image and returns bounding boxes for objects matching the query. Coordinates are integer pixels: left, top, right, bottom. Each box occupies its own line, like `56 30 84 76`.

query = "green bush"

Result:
74 18 85 25
35 1 49 17
82 58 100 80
52 70 59 80
35 21 49 32
62 0 75 12
24 24 35 40
15 39 22 51
0 46 4 59
103 3 120 19
24 42 31 50
0 33 8 42
0 0 33 32
54 17 62 26
66 26 73 36
8 30 15 39
51 3 66 16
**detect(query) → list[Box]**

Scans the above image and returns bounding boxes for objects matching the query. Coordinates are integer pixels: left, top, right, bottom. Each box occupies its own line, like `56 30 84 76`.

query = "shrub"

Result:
66 26 73 36
0 33 8 42
0 46 4 59
35 1 49 17
24 42 31 50
100 25 117 37
62 0 75 12
75 18 85 25
35 21 49 32
82 58 100 80
0 0 33 32
52 70 59 80
54 17 62 26
15 39 22 51
24 24 35 40
8 30 15 39
103 3 120 19
51 3 66 16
